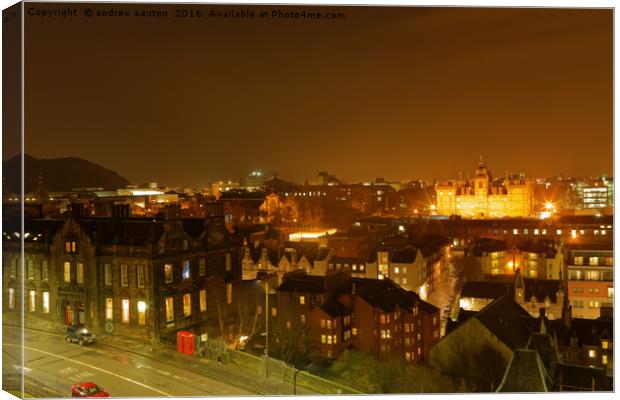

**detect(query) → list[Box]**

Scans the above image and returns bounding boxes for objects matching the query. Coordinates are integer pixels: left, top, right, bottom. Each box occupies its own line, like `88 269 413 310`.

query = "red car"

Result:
70 382 110 397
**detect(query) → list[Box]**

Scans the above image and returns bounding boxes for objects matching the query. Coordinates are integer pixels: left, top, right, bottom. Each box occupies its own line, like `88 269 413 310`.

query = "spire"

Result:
515 268 524 289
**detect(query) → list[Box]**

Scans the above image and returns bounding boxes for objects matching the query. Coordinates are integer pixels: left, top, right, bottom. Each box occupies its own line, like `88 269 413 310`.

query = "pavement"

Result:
3 318 317 396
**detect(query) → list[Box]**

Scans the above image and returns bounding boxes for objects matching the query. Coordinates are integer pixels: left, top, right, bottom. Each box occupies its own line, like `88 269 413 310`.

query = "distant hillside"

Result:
3 155 131 193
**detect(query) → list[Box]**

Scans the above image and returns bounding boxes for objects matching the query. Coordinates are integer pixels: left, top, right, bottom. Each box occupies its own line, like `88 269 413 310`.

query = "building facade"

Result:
435 158 534 218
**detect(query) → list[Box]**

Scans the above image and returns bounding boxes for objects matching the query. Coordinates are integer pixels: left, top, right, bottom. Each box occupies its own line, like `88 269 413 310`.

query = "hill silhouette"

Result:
3 155 130 193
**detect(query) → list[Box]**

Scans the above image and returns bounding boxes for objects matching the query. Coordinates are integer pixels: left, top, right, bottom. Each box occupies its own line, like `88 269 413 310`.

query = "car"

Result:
70 382 109 397
65 326 96 346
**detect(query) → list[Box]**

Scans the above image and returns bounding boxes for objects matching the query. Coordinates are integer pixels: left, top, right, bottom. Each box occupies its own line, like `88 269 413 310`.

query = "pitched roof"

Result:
319 300 352 318
353 278 419 313
563 318 613 347
473 295 534 349
497 349 549 392
523 279 561 303
460 280 513 300
78 219 165 246
517 240 558 257
389 246 418 263
471 238 508 256
277 275 326 294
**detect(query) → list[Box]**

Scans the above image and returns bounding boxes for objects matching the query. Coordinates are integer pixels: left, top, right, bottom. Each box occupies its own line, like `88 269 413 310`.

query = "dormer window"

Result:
602 340 609 349
65 240 77 253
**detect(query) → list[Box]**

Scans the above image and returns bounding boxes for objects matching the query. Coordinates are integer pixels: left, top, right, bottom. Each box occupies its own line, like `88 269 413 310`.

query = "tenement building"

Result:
2 204 243 343
435 157 534 218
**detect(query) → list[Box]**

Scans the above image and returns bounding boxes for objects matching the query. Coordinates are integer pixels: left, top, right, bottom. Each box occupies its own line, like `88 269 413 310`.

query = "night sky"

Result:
16 4 613 188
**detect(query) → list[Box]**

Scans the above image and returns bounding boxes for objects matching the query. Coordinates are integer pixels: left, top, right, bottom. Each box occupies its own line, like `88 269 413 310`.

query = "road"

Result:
2 326 254 397
427 251 465 335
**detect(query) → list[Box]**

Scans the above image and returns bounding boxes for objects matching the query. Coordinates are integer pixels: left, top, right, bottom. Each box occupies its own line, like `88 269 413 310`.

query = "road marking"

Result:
5 343 172 397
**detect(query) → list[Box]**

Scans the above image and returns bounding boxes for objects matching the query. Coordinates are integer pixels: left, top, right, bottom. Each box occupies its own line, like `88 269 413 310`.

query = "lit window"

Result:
513 229 518 235
226 253 232 271
165 297 174 322
199 258 206 276
77 263 84 284
104 264 112 285
164 264 173 283
105 298 113 320
327 335 333 344
271 307 277 317
28 290 36 312
183 293 192 316
226 283 233 304
137 265 145 288
602 355 608 365
352 328 357 336
556 230 562 235
602 340 609 350
199 289 207 312
137 301 146 325
589 349 596 358
299 295 305 305
64 262 71 283
590 257 599 266
257 305 262 315
321 334 326 344
301 314 306 323
326 319 332 329
394 267 400 274
42 292 49 313
122 299 130 323
121 264 128 286
320 319 326 328
8 288 15 309
182 261 191 280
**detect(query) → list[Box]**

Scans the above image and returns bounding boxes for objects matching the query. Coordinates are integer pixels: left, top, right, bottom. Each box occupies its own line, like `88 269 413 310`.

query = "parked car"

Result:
70 382 109 397
65 326 96 346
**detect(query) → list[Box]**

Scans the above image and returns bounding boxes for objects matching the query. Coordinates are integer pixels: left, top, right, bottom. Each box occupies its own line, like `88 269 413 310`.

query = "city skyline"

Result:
8 5 612 187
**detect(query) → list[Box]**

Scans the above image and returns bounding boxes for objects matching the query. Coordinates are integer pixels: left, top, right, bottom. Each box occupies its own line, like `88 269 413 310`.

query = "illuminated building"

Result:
573 177 614 211
435 157 534 218
244 171 267 191
566 243 613 319
211 180 241 198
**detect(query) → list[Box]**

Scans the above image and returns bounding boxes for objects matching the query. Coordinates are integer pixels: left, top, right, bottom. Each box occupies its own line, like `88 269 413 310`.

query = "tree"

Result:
271 322 318 369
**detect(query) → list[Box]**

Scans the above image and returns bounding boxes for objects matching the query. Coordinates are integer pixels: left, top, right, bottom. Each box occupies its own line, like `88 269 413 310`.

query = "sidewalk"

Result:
6 318 317 395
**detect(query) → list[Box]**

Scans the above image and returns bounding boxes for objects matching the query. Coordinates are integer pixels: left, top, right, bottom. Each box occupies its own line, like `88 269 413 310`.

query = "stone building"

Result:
435 157 534 218
3 204 243 343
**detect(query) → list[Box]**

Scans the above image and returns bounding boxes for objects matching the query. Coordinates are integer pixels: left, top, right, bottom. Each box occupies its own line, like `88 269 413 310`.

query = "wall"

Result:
202 338 361 394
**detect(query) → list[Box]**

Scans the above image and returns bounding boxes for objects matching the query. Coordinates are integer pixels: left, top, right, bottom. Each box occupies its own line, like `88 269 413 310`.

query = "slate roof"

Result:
319 300 352 318
353 278 419 313
473 295 535 349
3 217 64 242
497 349 549 392
562 318 613 347
460 281 513 299
471 238 508 256
518 240 558 258
389 246 418 263
523 279 561 303
277 275 326 294
78 219 165 246
526 333 560 375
